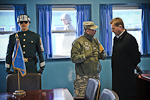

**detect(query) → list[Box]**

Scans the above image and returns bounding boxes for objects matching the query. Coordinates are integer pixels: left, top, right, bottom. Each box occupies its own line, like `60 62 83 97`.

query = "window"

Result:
0 26 5 31
0 5 16 60
112 5 142 52
38 5 91 59
10 26 15 31
51 6 77 58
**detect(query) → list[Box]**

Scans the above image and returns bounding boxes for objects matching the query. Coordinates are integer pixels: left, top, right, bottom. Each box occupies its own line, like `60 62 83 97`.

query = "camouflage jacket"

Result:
71 33 107 75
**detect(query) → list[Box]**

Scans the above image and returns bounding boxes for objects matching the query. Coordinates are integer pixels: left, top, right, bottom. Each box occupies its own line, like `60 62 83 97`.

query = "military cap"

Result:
17 14 31 23
83 21 98 30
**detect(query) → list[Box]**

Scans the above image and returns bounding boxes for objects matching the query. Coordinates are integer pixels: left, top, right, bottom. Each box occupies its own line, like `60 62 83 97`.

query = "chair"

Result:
74 78 101 100
6 73 41 92
99 88 119 100
142 70 150 74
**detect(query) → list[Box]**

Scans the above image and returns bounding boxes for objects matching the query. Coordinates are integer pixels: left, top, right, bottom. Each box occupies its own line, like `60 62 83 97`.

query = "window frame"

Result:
112 4 142 53
0 26 6 31
0 5 15 61
113 4 141 31
51 5 76 33
51 5 77 58
10 26 15 31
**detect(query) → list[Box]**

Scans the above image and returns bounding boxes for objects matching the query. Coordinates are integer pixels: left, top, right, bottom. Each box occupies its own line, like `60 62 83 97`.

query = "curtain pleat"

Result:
14 5 26 31
141 4 150 55
37 5 52 58
100 5 112 56
75 5 91 37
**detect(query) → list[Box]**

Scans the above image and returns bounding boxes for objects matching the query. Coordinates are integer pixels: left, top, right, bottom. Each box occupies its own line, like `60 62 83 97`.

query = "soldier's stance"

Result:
5 14 45 74
71 21 107 97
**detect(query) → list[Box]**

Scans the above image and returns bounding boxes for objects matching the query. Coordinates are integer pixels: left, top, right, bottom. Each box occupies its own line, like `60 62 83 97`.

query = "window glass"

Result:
0 9 15 60
10 26 15 31
0 26 5 31
51 9 76 58
0 10 15 31
112 9 142 52
0 34 11 59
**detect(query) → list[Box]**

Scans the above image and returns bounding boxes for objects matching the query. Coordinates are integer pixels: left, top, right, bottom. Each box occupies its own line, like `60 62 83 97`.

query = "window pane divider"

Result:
52 30 76 33
126 28 141 31
0 31 15 34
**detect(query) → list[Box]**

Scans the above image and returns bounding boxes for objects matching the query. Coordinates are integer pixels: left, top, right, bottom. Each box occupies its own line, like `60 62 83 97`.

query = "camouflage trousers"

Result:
74 74 100 97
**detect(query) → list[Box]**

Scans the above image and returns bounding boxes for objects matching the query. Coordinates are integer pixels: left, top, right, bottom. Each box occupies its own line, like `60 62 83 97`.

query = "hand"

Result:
6 68 14 74
38 67 44 74
85 52 97 59
85 52 93 59
93 50 99 54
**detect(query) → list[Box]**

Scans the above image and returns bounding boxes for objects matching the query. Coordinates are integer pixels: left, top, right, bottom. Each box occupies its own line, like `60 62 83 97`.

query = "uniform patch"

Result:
85 42 88 45
93 46 97 50
84 42 90 50
85 46 89 50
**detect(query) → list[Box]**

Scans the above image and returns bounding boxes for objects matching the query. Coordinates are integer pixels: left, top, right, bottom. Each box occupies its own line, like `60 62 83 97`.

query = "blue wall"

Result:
1 57 150 95
0 0 150 96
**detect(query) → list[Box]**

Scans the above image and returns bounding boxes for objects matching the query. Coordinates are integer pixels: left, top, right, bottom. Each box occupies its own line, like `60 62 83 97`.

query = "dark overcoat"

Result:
111 30 141 100
6 30 45 73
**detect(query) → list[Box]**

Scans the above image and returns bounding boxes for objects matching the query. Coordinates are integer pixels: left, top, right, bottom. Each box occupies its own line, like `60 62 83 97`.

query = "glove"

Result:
38 67 44 74
6 68 14 74
85 52 97 59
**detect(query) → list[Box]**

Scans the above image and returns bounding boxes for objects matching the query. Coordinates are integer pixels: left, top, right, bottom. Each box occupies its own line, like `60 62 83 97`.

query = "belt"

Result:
24 58 28 62
24 57 36 62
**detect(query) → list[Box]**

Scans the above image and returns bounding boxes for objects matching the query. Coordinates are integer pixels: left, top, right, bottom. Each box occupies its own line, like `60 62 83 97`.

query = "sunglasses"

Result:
90 29 96 32
20 21 28 24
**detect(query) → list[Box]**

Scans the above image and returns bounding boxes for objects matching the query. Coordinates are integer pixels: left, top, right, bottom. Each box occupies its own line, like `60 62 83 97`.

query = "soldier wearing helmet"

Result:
61 13 75 30
71 21 107 97
5 14 45 74
60 13 76 56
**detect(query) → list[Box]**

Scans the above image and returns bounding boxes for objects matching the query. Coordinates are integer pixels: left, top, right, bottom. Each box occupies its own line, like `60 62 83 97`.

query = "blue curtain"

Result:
141 4 150 55
100 5 112 56
13 5 26 31
75 5 91 37
37 5 52 58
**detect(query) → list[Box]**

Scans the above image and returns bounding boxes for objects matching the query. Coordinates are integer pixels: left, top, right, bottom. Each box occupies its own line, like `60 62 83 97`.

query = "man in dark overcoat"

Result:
110 17 141 100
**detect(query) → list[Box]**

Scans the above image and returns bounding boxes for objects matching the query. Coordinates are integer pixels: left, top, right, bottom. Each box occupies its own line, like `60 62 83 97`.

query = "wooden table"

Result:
0 88 74 100
136 74 150 100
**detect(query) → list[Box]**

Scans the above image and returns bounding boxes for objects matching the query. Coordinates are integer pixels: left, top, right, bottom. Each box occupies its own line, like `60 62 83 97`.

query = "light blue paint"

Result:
1 57 150 94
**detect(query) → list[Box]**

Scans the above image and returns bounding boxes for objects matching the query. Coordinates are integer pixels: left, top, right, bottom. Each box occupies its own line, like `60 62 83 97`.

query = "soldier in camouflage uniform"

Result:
5 14 45 74
71 21 107 97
